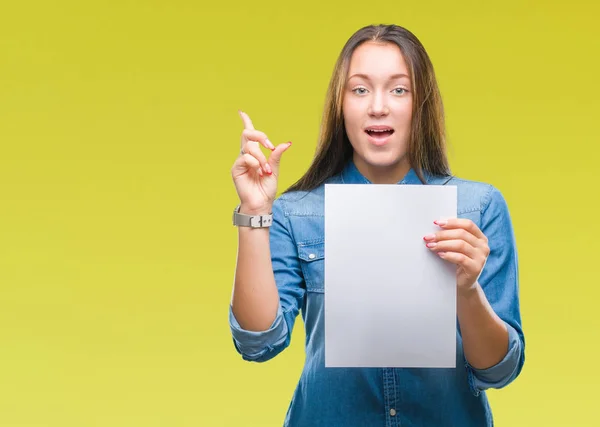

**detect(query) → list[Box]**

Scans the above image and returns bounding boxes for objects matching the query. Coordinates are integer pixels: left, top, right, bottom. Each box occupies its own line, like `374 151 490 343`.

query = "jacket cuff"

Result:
466 323 522 394
229 305 288 361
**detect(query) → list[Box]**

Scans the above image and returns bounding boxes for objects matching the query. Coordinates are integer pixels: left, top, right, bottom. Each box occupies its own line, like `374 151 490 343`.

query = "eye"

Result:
393 87 409 95
351 86 368 95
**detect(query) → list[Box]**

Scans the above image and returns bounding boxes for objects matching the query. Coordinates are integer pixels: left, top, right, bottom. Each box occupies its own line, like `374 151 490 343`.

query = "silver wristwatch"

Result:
232 205 273 228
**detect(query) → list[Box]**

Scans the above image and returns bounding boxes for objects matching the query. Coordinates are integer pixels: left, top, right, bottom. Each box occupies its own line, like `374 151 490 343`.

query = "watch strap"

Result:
232 205 273 228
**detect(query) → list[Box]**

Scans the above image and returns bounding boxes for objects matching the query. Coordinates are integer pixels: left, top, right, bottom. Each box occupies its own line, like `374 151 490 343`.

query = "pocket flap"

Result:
297 241 324 262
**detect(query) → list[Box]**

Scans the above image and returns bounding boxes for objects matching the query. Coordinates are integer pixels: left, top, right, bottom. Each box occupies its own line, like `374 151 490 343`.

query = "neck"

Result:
352 154 411 184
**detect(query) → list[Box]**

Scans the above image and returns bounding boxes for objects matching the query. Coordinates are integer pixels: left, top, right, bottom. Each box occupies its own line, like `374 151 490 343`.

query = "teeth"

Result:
368 129 392 132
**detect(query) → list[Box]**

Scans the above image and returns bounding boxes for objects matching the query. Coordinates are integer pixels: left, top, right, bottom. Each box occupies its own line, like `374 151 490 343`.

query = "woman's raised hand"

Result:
231 111 292 214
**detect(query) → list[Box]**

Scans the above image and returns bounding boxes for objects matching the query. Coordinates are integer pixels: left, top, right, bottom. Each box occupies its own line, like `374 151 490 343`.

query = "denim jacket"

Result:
229 160 525 427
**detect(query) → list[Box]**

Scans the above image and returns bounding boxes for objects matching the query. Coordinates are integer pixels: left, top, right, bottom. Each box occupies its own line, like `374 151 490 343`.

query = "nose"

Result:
367 91 389 117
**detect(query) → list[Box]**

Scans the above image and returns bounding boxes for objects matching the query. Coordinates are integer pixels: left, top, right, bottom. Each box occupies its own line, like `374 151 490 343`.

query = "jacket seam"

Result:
280 198 299 248
297 238 325 247
457 207 482 215
285 212 324 217
480 185 495 214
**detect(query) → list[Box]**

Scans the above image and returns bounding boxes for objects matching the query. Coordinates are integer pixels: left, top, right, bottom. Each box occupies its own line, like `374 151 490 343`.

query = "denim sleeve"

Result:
229 197 305 363
465 187 525 395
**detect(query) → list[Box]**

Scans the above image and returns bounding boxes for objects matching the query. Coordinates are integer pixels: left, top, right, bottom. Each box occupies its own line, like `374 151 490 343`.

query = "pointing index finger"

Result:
238 110 255 131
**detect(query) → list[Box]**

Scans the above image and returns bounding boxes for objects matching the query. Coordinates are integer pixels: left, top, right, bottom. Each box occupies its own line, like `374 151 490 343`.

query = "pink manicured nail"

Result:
437 252 446 257
426 242 437 248
265 139 275 150
264 163 272 174
423 234 435 241
434 220 447 226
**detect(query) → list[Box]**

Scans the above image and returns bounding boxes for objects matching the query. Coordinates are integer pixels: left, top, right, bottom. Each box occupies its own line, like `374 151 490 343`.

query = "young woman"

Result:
229 24 525 427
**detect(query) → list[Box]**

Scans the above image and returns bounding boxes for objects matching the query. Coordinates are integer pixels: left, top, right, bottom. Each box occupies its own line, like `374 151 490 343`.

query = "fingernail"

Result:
258 168 263 176
423 234 436 241
426 242 437 248
434 220 447 226
437 252 446 257
266 139 275 150
264 163 272 174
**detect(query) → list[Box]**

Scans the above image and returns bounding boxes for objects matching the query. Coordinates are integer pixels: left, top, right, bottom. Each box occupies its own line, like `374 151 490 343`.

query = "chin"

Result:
362 149 408 169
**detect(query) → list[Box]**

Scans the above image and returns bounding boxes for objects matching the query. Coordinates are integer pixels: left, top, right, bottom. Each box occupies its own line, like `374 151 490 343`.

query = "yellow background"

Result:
1 0 598 426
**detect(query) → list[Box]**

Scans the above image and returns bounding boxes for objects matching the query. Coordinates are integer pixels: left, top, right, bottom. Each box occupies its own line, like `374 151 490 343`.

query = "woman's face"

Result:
342 41 413 184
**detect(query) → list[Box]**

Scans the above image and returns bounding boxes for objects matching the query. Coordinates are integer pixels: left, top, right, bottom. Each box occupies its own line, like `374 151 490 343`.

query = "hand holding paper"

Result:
424 218 491 295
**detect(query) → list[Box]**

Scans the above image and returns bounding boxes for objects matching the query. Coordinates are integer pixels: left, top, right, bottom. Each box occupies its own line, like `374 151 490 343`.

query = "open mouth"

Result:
365 127 395 144
365 129 394 137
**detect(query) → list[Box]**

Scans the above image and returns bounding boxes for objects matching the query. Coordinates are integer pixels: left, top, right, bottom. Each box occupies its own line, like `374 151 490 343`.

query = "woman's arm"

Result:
456 283 509 369
231 222 279 332
229 198 306 362
425 187 524 386
228 111 302 362
230 111 292 331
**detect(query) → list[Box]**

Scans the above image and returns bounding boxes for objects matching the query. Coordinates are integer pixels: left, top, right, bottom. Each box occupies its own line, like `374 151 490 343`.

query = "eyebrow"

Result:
348 73 410 81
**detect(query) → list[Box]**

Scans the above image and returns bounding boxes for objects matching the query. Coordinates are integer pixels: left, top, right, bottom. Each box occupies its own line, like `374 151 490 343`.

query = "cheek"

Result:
390 96 411 114
400 111 412 128
342 100 354 121
400 99 413 122
342 102 361 128
342 104 362 133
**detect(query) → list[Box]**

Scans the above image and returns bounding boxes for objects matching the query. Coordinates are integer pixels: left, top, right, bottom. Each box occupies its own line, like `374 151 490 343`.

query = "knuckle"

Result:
244 143 257 154
243 153 257 164
244 129 265 139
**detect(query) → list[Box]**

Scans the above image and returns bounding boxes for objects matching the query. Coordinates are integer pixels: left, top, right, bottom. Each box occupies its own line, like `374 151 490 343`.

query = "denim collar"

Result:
340 159 451 186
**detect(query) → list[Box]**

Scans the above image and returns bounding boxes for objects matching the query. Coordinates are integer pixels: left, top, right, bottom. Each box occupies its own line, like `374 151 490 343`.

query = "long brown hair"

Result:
285 24 450 192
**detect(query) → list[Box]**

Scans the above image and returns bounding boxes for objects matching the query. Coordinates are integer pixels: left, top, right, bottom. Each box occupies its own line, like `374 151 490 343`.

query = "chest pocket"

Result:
297 240 325 293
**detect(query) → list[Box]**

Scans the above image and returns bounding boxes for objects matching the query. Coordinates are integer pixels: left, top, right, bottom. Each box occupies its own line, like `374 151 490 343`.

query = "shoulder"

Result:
441 175 506 216
273 175 342 217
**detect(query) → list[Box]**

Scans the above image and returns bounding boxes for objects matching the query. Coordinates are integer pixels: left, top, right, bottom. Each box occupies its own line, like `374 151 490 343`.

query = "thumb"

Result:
268 141 292 175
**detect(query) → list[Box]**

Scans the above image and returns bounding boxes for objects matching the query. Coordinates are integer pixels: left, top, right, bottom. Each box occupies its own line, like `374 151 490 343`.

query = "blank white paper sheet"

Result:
324 184 457 368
